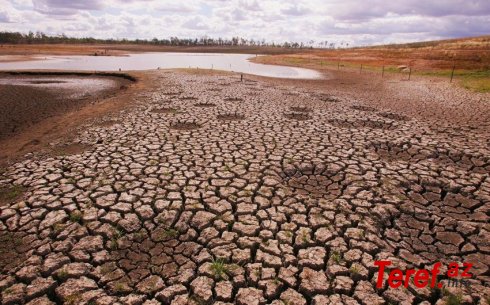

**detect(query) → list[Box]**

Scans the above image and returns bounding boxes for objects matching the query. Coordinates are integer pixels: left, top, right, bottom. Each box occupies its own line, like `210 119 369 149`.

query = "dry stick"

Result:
337 62 340 70
450 64 456 83
408 67 412 80
382 66 385 78
360 64 363 74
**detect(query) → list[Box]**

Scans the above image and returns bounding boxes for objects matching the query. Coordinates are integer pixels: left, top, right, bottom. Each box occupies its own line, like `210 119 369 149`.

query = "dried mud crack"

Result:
0 71 488 305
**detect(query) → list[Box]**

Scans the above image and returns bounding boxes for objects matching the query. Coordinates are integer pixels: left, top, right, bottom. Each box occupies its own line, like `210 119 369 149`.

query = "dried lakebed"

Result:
0 71 489 305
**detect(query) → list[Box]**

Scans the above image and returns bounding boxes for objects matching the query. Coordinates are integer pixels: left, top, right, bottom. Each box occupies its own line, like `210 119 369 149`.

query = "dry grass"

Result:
253 36 490 92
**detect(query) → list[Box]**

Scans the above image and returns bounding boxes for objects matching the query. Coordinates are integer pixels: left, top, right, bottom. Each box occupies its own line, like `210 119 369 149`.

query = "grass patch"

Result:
444 291 463 305
109 226 124 250
57 269 69 281
349 265 360 274
65 293 82 305
420 69 490 92
330 250 343 264
69 211 83 224
162 228 179 239
461 76 490 93
210 258 235 281
0 185 25 205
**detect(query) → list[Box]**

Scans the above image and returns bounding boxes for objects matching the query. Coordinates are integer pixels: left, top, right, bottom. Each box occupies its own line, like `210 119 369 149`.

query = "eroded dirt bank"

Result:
0 69 488 304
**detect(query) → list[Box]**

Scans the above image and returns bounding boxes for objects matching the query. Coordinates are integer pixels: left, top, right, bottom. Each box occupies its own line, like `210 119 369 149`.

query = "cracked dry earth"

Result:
1 71 489 305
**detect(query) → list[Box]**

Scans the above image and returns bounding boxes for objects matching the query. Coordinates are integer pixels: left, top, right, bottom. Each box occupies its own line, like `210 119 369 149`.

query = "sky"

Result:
1 0 489 46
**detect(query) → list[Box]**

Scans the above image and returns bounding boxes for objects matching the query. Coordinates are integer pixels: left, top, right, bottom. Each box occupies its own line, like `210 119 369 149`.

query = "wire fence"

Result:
307 57 467 83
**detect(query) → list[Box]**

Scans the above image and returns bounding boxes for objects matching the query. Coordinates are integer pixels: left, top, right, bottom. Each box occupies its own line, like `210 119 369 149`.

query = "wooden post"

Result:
241 74 243 82
450 64 456 83
338 62 340 70
382 66 385 78
408 67 412 80
360 64 363 74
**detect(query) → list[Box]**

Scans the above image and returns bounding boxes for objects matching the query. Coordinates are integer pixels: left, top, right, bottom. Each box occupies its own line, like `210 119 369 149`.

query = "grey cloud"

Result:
32 0 105 15
182 16 210 30
281 4 311 16
0 10 12 22
153 3 197 13
318 14 490 40
239 0 262 12
328 0 490 21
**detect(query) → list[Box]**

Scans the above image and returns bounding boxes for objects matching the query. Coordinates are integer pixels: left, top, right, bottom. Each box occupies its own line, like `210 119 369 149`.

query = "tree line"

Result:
0 31 344 49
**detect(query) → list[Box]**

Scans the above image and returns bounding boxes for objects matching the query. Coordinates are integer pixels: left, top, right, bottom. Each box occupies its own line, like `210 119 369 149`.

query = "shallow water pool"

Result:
0 53 322 79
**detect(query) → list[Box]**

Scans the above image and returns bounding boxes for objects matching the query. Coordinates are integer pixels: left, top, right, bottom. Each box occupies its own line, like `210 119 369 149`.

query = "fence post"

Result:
382 66 384 78
450 65 456 83
360 64 363 74
408 67 412 80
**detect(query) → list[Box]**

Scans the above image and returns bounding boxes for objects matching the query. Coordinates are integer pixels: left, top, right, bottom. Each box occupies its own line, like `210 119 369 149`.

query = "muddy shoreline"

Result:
0 72 142 168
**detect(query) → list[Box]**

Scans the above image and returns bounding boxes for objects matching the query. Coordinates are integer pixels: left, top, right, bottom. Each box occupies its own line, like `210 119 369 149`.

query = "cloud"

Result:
323 0 490 21
239 0 262 12
0 10 12 22
182 16 210 30
151 2 198 13
32 0 105 15
281 4 311 16
2 0 490 45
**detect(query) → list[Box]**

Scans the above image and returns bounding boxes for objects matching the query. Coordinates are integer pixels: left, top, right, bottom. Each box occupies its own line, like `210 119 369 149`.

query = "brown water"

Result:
0 53 322 79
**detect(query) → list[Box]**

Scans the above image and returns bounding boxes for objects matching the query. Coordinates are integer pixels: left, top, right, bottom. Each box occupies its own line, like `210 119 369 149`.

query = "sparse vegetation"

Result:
419 69 490 92
253 36 490 92
210 258 233 280
109 227 124 249
57 269 69 281
162 228 179 239
65 293 82 305
113 282 127 293
349 264 360 274
0 185 25 204
69 211 83 223
189 295 207 305
300 231 309 243
52 223 66 233
444 291 463 305
330 250 343 264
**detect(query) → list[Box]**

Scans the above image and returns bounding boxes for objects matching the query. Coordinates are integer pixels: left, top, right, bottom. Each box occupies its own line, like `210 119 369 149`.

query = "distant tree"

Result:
0 30 340 50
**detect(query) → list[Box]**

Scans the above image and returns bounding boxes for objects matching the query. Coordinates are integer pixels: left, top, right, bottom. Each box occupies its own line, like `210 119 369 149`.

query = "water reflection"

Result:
0 53 322 79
